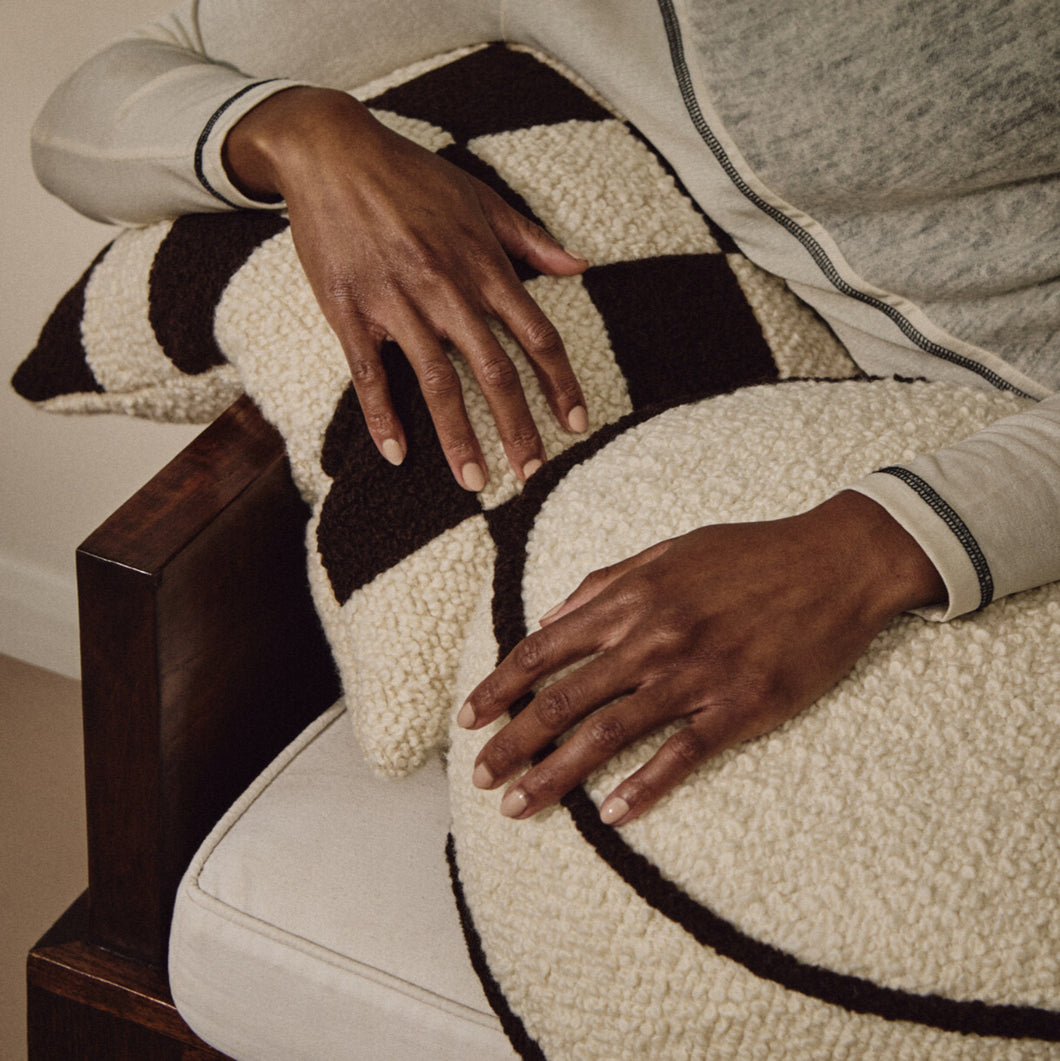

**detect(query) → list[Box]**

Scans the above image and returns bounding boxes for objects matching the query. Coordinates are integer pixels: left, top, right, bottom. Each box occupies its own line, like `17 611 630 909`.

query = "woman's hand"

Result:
224 87 589 490
458 491 946 824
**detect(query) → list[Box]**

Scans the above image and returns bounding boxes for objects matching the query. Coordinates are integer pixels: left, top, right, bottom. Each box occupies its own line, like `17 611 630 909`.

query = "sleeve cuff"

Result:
849 470 988 621
195 78 313 211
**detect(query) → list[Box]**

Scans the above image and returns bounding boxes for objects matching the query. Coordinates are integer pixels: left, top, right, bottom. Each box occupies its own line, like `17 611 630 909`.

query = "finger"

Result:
334 316 408 466
484 688 676 820
475 191 589 435
462 545 675 729
477 183 589 278
598 709 750 827
489 280 589 435
389 310 488 491
444 310 547 482
460 590 626 731
471 650 640 787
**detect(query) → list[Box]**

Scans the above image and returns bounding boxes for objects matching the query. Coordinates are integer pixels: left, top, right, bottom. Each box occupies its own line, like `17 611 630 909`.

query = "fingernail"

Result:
462 462 486 492
568 406 588 434
500 787 530 819
523 458 543 480
472 762 495 789
457 700 476 728
381 438 405 466
600 795 630 826
539 599 566 624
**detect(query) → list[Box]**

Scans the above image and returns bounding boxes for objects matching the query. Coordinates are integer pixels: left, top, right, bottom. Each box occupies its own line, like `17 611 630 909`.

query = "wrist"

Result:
812 490 947 621
222 86 374 202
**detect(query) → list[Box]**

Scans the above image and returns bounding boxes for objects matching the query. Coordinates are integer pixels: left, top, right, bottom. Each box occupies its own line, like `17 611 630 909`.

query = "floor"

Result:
0 654 86 1061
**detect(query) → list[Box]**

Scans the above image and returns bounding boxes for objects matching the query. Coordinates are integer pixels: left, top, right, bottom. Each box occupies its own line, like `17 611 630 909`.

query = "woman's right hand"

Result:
223 86 589 490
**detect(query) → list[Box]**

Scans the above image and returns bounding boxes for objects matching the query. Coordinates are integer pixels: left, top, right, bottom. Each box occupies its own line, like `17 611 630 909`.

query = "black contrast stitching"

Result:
877 466 994 610
653 0 1034 400
194 80 283 207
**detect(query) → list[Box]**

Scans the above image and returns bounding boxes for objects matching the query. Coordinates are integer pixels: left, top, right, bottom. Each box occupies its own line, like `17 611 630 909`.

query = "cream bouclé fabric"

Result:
18 40 1060 1061
447 378 1060 1060
14 43 855 777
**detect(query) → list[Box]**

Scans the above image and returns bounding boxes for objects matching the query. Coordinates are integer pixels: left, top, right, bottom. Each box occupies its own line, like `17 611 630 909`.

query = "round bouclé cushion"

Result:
446 378 1060 1061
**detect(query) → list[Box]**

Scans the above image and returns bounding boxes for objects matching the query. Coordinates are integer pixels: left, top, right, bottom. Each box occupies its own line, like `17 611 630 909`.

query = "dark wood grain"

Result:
28 895 233 1060
30 396 342 1058
75 395 340 966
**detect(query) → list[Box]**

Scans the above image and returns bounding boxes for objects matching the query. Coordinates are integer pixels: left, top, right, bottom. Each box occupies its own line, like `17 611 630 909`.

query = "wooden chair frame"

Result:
27 397 341 1059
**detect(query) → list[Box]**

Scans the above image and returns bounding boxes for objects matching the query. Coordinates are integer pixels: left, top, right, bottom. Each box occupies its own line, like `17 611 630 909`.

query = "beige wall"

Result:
1 0 202 676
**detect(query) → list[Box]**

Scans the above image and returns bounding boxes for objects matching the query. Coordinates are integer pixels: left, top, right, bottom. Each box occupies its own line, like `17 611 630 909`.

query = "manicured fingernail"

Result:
457 701 476 728
473 762 495 789
540 599 566 624
568 405 588 434
462 462 486 492
500 787 530 819
523 458 543 480
381 438 404 466
600 795 630 826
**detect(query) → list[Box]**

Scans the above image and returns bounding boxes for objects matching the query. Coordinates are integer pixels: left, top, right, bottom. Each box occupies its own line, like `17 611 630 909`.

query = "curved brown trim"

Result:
446 834 548 1061
485 380 1060 1043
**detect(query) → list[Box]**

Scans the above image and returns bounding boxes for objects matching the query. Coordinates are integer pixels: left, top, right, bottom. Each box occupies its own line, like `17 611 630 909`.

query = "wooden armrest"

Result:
77 395 340 967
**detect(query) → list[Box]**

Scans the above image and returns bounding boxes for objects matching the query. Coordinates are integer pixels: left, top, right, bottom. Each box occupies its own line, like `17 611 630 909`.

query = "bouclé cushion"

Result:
14 43 856 777
446 377 1060 1060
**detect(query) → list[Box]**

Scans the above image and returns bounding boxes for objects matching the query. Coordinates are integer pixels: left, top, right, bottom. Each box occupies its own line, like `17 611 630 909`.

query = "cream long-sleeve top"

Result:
32 0 1060 618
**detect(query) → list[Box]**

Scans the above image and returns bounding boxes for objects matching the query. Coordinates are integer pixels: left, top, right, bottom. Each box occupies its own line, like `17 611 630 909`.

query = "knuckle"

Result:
398 239 447 284
667 725 709 768
555 376 584 404
512 633 550 675
478 354 520 393
532 685 576 730
468 677 500 715
320 272 361 309
506 423 541 453
520 316 564 359
463 238 502 276
347 354 381 386
646 620 690 658
610 572 654 615
584 714 627 755
578 567 612 595
418 359 461 397
444 435 479 465
484 731 524 776
518 763 563 803
363 408 395 435
741 670 777 710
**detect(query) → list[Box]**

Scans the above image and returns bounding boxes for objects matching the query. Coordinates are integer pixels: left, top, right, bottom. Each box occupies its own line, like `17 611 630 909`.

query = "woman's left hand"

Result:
458 490 945 825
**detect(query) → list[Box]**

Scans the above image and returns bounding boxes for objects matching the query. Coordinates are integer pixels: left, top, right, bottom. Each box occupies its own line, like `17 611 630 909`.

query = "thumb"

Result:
476 182 589 276
540 540 672 626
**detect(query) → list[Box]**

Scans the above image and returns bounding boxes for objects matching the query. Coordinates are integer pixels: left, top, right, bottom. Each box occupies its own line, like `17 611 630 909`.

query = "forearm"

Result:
31 0 502 225
31 4 305 224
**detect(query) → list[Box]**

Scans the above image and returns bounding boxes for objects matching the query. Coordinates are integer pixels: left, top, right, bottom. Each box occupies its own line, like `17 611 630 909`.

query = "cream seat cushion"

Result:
169 702 516 1061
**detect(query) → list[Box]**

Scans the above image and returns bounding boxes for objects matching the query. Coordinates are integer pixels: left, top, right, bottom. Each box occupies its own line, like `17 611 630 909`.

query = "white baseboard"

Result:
0 552 80 679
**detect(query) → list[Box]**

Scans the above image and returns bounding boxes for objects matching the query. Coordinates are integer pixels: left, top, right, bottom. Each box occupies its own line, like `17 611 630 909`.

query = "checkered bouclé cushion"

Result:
16 43 1060 1061
447 377 1060 1060
14 43 856 777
